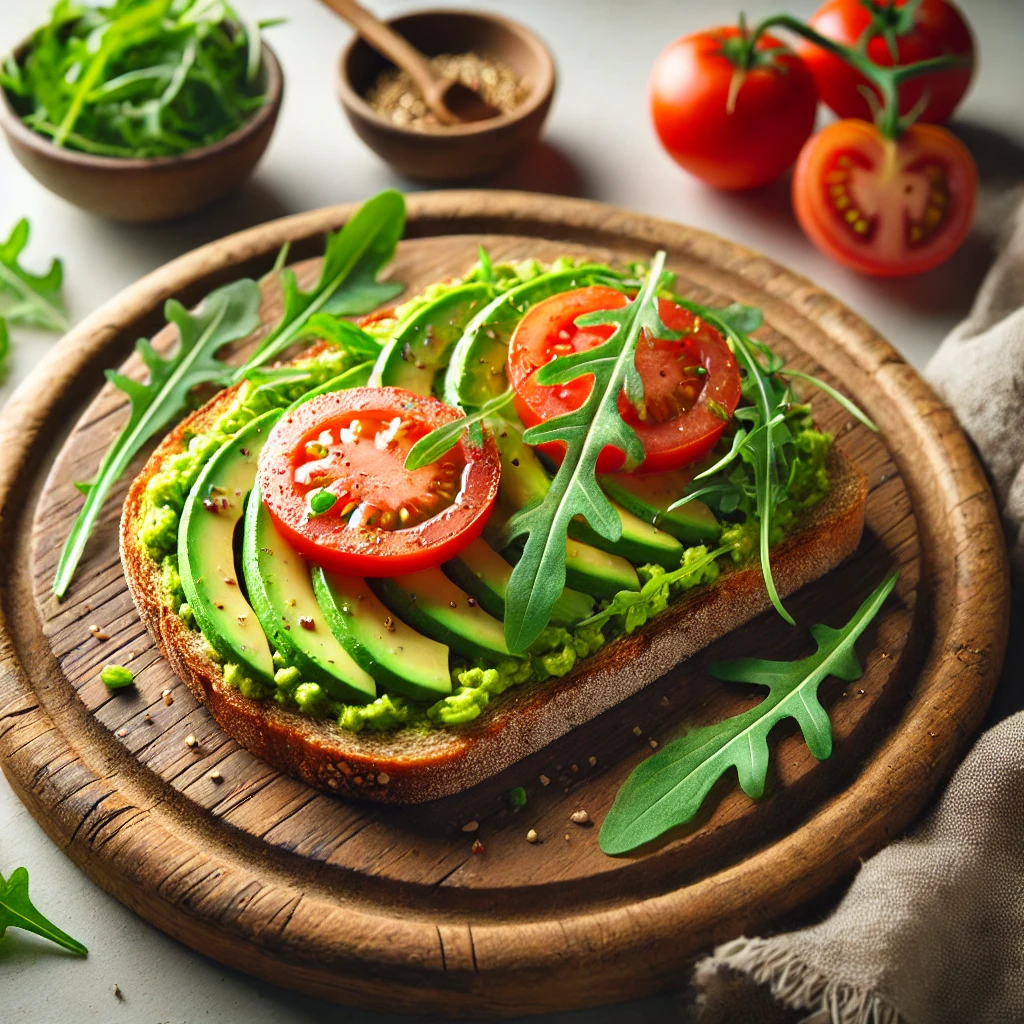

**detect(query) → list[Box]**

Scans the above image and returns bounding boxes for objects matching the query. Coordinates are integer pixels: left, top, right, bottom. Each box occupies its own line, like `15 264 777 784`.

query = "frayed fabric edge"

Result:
693 936 905 1024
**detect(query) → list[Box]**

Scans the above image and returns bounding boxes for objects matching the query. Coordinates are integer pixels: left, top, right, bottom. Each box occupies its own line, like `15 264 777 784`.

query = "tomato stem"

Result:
736 12 969 139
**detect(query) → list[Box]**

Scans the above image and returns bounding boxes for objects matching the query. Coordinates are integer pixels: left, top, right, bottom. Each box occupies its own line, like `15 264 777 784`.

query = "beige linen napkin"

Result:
692 197 1024 1024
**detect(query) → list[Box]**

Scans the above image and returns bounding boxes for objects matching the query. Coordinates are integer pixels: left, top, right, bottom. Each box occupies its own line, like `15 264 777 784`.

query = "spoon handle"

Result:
318 0 456 123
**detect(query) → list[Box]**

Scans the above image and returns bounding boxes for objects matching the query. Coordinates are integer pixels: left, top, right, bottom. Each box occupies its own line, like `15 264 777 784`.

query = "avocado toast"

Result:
118 250 868 804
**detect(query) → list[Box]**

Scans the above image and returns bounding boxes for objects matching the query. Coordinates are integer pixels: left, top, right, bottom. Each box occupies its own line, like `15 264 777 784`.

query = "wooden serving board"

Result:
0 193 1008 1017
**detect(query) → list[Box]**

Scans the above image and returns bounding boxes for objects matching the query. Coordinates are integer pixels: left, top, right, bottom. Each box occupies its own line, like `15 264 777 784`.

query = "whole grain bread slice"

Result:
121 383 868 804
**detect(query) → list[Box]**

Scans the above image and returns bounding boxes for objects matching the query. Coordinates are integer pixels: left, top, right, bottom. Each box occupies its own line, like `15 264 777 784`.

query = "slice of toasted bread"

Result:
121 383 867 804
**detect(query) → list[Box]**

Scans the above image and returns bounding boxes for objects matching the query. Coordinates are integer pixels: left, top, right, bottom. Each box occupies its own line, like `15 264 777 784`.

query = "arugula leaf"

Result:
6 0 276 158
53 279 262 599
0 219 68 332
497 252 678 653
233 190 406 380
599 569 898 855
783 369 879 432
404 388 514 471
0 867 87 955
288 313 383 361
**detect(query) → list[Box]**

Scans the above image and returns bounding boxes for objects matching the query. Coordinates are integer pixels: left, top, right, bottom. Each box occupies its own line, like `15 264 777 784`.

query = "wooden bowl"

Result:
337 9 555 183
0 39 283 223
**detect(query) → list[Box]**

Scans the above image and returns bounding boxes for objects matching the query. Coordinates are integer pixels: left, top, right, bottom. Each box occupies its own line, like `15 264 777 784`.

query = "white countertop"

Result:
2 1 1021 1021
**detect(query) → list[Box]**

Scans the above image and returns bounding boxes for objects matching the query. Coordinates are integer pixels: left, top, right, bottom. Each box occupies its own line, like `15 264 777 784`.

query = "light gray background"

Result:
1 1 1021 1021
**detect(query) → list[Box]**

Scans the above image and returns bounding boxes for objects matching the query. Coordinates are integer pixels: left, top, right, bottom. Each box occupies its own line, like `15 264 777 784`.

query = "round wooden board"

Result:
0 193 1008 1017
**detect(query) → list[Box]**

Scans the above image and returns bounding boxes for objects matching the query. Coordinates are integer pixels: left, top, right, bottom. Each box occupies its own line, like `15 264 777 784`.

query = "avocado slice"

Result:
369 282 495 395
442 265 629 410
599 470 721 545
178 410 281 685
371 568 511 662
444 539 594 625
242 487 376 704
493 425 681 569
312 569 451 701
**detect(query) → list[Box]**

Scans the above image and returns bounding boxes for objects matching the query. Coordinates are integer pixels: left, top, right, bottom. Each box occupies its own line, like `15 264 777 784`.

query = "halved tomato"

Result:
257 387 500 576
508 286 742 473
792 119 977 277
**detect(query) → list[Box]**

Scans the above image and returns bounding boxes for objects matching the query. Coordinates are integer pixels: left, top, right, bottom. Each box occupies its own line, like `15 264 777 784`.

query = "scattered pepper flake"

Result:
471 838 485 855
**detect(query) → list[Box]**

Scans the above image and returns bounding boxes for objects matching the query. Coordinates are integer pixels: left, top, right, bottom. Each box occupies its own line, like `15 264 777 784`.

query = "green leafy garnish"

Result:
404 388 514 472
290 314 383 362
1 0 278 158
232 190 405 380
508 786 527 808
497 252 678 654
53 279 262 599
599 569 898 855
0 219 68 332
0 867 87 955
668 300 876 625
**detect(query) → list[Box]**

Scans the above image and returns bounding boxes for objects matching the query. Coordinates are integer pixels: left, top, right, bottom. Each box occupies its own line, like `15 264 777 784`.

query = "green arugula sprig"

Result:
496 252 679 654
0 219 68 333
232 190 405 380
600 569 898 855
54 278 262 599
0 866 87 955
1 0 279 158
668 301 877 624
53 190 406 599
404 388 515 472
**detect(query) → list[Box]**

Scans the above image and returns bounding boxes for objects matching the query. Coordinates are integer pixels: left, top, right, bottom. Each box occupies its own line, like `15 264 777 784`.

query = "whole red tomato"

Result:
649 26 818 190
792 118 977 276
797 0 975 124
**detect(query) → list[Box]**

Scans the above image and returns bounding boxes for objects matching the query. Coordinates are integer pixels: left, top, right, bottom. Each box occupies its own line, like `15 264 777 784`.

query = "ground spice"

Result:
366 52 528 131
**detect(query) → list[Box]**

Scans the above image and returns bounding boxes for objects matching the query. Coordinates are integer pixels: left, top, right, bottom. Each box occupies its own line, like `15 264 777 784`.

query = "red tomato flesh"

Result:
799 0 974 125
258 387 499 576
508 286 742 473
793 119 977 277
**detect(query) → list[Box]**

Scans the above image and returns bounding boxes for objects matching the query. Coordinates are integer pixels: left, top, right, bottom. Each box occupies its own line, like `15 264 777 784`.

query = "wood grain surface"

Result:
0 192 1009 1016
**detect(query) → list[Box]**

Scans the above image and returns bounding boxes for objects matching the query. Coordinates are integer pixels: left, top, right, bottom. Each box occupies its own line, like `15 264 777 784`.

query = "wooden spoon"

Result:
320 0 502 125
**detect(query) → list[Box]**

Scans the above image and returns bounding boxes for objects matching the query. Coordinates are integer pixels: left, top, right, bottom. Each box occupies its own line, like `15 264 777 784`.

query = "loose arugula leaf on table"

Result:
496 252 679 654
404 388 515 471
53 279 262 599
0 219 68 332
599 569 898 855
233 190 406 380
0 867 87 955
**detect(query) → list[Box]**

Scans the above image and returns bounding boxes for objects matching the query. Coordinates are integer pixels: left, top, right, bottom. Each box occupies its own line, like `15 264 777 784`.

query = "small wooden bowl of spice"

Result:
337 9 555 182
0 5 283 223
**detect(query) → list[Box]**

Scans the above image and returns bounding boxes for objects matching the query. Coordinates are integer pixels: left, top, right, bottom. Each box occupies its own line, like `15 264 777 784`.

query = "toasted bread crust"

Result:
121 384 867 804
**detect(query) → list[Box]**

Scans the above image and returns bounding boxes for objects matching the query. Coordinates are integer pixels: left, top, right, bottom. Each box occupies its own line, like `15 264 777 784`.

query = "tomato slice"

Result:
793 119 977 277
508 286 742 473
257 387 500 576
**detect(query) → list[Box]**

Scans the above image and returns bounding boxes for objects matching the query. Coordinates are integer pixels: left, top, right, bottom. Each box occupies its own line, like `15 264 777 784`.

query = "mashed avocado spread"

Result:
140 258 832 734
